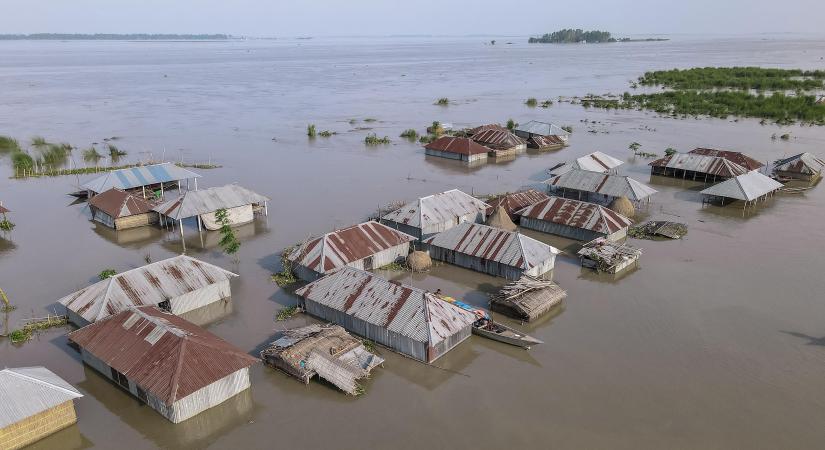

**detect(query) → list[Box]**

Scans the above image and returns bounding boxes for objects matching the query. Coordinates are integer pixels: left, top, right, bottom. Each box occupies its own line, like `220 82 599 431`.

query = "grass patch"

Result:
365 133 391 145
379 261 406 271
31 136 48 147
638 67 825 91
275 305 300 321
307 124 316 138
400 129 419 140
436 97 450 106
98 269 117 280
525 98 538 107
0 135 21 153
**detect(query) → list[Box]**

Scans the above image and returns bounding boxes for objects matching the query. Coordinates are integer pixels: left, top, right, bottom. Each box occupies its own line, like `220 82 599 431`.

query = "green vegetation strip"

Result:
638 67 825 91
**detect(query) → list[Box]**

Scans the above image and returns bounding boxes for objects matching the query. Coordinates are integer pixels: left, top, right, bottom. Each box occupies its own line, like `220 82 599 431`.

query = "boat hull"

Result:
472 323 543 349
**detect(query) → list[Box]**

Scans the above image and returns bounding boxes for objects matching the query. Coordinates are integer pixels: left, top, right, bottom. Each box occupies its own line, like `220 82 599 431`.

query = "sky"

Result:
3 0 824 37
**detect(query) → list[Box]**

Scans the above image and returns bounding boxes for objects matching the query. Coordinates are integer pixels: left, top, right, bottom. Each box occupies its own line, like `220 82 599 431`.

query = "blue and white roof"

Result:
81 163 201 193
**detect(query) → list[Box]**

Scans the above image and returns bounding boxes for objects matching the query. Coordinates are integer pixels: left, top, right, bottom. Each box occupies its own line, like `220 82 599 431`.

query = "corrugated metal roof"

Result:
88 188 154 219
424 137 489 156
153 184 269 220
470 129 526 150
0 202 8 214
68 306 257 406
81 163 202 193
486 189 550 216
59 255 238 323
423 222 559 269
548 152 624 177
774 152 825 175
700 171 783 201
545 169 658 202
468 124 509 135
515 120 569 138
381 189 490 229
527 135 565 148
288 221 416 274
517 196 632 234
689 148 764 171
0 367 82 429
649 152 749 177
294 267 476 346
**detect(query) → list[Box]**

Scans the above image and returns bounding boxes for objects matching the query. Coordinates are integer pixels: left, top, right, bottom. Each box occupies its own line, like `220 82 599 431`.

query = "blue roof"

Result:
81 163 201 193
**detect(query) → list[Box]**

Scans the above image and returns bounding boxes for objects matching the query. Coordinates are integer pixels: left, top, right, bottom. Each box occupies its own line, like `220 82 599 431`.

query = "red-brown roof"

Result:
689 148 764 171
425 137 489 156
485 189 550 217
469 124 509 135
527 135 564 148
517 196 632 234
0 203 8 214
471 129 526 150
68 306 257 405
89 188 154 219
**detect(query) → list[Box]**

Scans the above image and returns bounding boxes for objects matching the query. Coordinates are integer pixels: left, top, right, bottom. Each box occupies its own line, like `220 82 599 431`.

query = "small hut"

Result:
59 255 238 326
0 367 83 450
471 129 527 157
608 196 635 218
381 189 489 240
649 152 749 182
578 237 642 274
526 135 566 151
490 276 567 322
287 221 416 281
545 169 657 204
688 148 764 171
153 184 269 232
80 162 201 198
294 267 477 363
514 120 570 144
261 324 384 395
773 152 825 181
423 222 559 280
88 188 158 230
424 137 489 164
485 205 518 231
700 171 783 207
485 189 550 220
68 306 258 424
517 196 633 241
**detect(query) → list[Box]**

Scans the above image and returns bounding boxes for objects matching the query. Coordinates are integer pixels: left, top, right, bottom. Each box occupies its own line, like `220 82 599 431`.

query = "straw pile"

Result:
407 251 432 272
485 205 517 232
609 196 635 218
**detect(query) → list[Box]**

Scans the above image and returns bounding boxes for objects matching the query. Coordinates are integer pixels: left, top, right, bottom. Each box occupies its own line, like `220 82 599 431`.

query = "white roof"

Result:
545 169 658 202
381 189 490 229
153 184 269 220
81 163 201 193
574 151 624 172
700 171 783 201
773 152 825 175
0 367 82 428
515 120 569 137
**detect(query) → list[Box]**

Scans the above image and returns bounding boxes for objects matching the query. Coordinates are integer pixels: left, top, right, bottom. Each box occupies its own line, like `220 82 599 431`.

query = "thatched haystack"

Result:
609 196 635 218
485 205 518 232
407 251 432 272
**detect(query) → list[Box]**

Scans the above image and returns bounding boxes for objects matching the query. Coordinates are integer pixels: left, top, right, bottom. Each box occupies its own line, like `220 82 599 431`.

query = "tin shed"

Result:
88 188 158 230
381 189 490 240
517 196 633 241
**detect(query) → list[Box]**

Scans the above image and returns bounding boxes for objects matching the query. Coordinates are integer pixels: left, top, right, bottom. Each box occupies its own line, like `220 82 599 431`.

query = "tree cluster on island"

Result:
529 29 614 44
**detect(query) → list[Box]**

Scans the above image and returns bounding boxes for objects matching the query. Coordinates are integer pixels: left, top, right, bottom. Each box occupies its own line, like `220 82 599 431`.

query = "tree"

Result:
215 208 241 257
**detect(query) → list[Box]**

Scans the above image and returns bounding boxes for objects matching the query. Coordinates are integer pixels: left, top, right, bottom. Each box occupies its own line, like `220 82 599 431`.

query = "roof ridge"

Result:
2 369 81 398
168 337 187 404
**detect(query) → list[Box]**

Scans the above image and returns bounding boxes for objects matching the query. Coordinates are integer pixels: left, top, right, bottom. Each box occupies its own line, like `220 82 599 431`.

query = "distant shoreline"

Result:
0 34 231 41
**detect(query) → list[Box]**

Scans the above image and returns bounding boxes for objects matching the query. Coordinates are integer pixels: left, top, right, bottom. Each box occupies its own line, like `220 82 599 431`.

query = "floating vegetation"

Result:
525 98 538 107
30 136 48 147
365 133 391 145
307 124 317 138
363 118 377 122
638 67 825 91
436 97 450 106
539 99 554 108
318 130 336 137
98 269 117 280
7 315 69 344
275 305 300 321
506 119 517 130
780 133 791 140
400 129 419 140
378 261 406 271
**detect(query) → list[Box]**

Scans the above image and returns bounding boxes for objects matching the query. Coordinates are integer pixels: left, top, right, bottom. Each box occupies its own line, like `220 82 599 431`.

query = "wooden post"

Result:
197 215 202 232
179 219 186 251
264 200 268 216
194 178 198 190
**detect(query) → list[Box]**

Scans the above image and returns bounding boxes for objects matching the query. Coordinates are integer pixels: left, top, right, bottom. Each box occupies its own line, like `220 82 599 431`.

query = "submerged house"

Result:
470 129 527 157
688 148 764 172
261 324 384 395
517 196 633 241
526 135 566 151
468 123 509 135
381 189 490 240
294 267 477 363
423 222 559 280
578 237 642 274
59 255 238 326
88 188 158 230
490 276 567 322
424 137 489 164
287 221 416 281
68 306 257 424
81 163 201 198
153 184 268 231
773 152 825 181
546 169 658 203
649 152 749 181
485 189 550 220
548 151 624 177
514 120 570 144
0 367 83 450
700 171 783 206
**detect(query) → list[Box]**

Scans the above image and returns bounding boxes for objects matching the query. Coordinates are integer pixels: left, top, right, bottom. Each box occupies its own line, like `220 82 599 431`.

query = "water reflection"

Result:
160 218 270 253
27 421 91 450
91 222 164 248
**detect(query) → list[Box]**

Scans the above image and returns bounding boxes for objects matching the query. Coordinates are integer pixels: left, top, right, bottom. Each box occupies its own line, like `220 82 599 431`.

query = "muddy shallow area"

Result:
2 36 825 449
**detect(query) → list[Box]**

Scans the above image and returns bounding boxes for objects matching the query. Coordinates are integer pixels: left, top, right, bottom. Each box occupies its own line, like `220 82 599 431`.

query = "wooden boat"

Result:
472 320 543 349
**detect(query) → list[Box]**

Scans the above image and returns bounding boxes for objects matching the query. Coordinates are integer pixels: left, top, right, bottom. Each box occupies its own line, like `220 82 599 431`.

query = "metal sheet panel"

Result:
517 196 632 234
649 153 748 177
154 184 268 220
773 152 825 176
381 189 490 229
545 169 658 201
470 129 526 150
486 190 550 217
424 137 489 156
700 171 783 201
0 367 82 429
81 163 201 193
689 148 764 171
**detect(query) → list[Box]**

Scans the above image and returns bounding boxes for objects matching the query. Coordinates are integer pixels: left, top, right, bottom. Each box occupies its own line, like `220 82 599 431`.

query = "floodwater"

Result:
2 35 825 449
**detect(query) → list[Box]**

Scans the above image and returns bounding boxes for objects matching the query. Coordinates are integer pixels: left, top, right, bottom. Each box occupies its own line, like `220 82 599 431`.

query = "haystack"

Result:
407 251 432 272
609 196 635 218
486 205 517 232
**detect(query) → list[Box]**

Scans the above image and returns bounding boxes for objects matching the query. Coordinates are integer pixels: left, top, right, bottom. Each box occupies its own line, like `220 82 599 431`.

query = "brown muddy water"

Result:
2 36 825 449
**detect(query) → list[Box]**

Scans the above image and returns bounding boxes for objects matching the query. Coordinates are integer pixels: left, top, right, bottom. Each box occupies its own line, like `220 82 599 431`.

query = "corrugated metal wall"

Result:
166 368 251 423
427 246 527 281
168 281 231 315
421 212 486 240
519 217 604 242
428 325 472 362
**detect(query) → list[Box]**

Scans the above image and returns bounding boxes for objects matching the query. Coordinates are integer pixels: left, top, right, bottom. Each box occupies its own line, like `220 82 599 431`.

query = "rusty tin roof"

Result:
485 189 550 216
773 152 825 175
471 129 526 150
89 188 155 219
381 189 490 229
649 152 749 178
288 221 416 274
68 306 257 406
425 137 489 156
689 148 764 171
59 255 238 323
527 135 565 148
545 169 658 202
295 267 476 346
468 124 509 135
423 222 559 269
517 196 632 234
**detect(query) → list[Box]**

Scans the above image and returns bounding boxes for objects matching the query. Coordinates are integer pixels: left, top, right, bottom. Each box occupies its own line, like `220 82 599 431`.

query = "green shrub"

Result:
525 98 538 107
98 269 117 280
400 129 419 139
436 98 450 106
307 124 316 138
365 133 391 145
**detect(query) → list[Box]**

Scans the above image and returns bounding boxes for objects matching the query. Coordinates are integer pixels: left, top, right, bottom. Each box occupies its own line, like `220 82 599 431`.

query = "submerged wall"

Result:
0 401 78 450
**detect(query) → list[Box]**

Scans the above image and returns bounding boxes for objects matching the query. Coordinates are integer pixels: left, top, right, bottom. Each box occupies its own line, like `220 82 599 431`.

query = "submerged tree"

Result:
215 208 241 258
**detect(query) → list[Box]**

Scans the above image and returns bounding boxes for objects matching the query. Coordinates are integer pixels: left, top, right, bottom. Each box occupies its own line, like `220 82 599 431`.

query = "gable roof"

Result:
153 184 269 220
545 169 658 202
423 222 559 269
68 306 257 406
649 152 749 178
515 120 569 137
700 171 783 201
0 367 83 428
527 135 565 148
288 221 416 274
548 152 624 177
689 148 764 171
468 124 509 135
485 189 550 217
773 152 825 175
81 163 201 193
470 129 526 150
59 255 238 323
424 137 489 156
89 188 154 219
517 196 633 234
294 267 476 346
381 189 490 229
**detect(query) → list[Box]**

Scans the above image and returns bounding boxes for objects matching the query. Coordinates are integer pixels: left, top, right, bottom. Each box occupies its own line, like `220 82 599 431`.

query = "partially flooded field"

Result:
1 36 825 449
